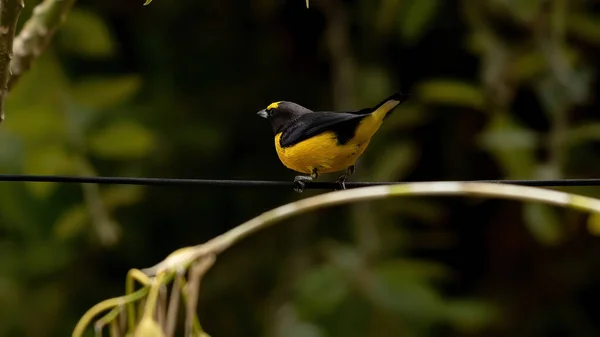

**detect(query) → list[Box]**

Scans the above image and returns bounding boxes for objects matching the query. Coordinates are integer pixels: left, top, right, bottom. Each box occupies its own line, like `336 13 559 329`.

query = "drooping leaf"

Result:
22 239 71 276
443 300 499 332
294 264 350 319
478 113 538 179
367 265 443 321
88 121 156 159
371 141 417 181
70 75 142 110
502 0 542 23
53 204 89 240
374 258 451 283
398 0 440 44
101 185 145 210
567 13 600 45
3 104 67 141
564 123 600 147
523 203 564 246
587 213 600 236
4 52 69 112
273 304 326 337
59 8 116 57
0 132 24 167
22 145 78 198
357 67 393 105
416 80 486 110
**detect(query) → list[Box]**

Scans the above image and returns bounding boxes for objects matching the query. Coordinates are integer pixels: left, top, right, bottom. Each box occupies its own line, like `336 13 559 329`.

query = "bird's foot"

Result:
293 175 314 193
335 175 348 190
335 165 355 190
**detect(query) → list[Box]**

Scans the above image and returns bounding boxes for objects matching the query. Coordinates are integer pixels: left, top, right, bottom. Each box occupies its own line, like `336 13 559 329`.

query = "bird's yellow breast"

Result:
273 113 383 174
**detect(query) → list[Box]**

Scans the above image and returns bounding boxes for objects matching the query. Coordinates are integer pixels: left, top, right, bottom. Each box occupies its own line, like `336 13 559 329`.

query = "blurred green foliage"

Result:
1 0 600 336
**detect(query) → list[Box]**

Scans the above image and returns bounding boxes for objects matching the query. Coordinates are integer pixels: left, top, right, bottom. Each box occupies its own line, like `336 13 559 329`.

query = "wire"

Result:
1 174 600 189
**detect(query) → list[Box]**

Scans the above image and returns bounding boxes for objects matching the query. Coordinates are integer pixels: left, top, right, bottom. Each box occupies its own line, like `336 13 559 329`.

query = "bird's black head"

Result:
257 101 312 134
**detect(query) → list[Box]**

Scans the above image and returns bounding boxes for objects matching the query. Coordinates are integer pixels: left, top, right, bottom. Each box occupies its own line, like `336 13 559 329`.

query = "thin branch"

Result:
0 0 24 123
165 272 183 337
141 182 600 277
75 183 600 336
8 0 76 90
72 287 149 337
185 255 215 337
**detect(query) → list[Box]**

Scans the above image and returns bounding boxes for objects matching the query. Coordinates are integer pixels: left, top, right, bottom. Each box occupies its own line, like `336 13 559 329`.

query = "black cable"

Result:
1 174 600 189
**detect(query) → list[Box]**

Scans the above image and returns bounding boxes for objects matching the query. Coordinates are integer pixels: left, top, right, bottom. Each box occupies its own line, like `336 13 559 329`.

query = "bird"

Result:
257 92 409 193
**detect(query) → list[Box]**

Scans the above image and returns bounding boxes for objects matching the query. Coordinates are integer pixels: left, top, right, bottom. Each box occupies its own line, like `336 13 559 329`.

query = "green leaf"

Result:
371 141 417 181
0 132 24 167
3 104 67 141
53 204 89 240
523 203 564 246
59 8 116 57
443 300 499 332
398 0 440 44
22 145 78 198
294 264 350 319
587 213 600 236
357 67 393 104
567 13 600 45
504 0 541 23
564 123 600 147
88 121 156 159
101 185 145 210
478 113 538 179
374 258 451 283
367 265 443 321
4 52 69 112
416 80 486 109
273 304 327 337
70 75 142 110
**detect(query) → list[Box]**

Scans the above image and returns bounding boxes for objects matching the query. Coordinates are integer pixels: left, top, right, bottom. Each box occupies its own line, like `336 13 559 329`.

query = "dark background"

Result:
2 0 600 336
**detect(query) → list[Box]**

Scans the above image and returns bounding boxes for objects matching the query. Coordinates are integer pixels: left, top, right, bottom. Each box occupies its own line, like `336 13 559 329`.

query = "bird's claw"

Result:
293 175 314 193
335 176 347 190
294 180 306 193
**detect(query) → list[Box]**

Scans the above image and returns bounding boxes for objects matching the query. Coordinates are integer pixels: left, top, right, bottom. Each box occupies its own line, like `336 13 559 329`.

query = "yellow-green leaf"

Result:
372 141 417 181
478 113 538 179
102 185 145 210
71 75 142 110
3 104 67 141
59 8 116 57
523 204 564 246
88 121 156 159
416 80 486 110
53 204 89 240
567 13 600 45
399 0 440 44
294 264 349 319
587 213 600 236
22 145 77 198
443 300 499 332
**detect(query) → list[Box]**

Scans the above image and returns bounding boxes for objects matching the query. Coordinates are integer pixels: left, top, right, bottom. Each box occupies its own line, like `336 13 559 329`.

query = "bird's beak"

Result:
257 109 268 119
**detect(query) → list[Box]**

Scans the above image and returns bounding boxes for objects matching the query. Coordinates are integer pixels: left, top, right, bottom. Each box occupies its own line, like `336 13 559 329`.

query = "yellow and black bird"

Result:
257 92 409 192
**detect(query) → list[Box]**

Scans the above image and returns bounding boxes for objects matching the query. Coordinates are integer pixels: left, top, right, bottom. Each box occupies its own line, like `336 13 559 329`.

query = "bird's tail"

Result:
371 92 410 121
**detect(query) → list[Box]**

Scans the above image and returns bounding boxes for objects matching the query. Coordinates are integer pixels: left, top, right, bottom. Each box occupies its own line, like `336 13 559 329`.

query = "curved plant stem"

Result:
76 182 600 336
72 287 149 337
141 182 600 277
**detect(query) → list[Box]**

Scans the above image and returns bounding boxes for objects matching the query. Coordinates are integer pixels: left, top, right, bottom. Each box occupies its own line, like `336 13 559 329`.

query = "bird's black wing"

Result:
279 111 368 147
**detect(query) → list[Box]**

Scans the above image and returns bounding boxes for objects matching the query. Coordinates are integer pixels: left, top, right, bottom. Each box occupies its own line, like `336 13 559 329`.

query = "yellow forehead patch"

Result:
266 101 281 110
